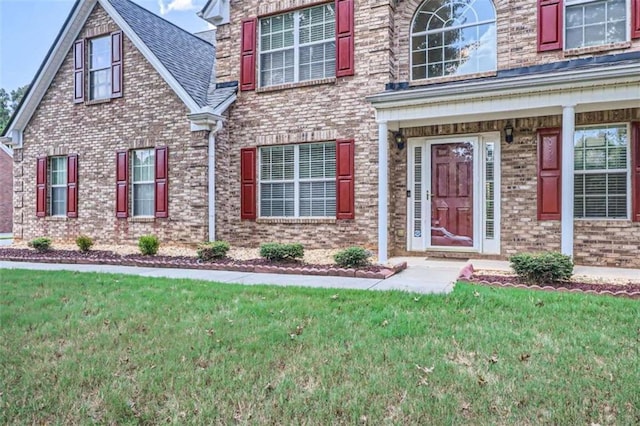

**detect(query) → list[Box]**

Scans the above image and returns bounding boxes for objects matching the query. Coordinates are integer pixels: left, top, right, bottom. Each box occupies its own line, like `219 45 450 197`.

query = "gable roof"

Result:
107 0 214 108
3 0 232 142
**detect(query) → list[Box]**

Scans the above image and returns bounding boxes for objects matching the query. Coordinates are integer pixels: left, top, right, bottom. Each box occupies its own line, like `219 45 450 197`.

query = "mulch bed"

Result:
466 273 640 299
0 248 407 280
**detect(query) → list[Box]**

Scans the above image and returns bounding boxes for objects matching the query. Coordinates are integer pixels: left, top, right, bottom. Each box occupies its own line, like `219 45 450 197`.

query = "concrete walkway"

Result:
0 257 467 294
2 257 637 294
0 233 12 247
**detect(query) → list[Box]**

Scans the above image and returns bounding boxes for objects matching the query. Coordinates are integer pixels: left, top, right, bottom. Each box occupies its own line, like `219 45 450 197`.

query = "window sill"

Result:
409 71 497 87
44 216 69 221
563 41 631 57
256 77 336 93
574 217 631 222
128 216 156 223
84 98 112 106
256 217 336 224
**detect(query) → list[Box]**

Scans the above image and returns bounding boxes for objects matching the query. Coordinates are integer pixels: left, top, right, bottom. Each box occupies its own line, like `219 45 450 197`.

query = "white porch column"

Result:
377 120 389 264
208 131 216 242
561 105 575 257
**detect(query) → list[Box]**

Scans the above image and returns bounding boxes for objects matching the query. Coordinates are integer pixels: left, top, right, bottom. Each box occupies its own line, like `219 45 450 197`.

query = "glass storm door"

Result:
409 139 479 250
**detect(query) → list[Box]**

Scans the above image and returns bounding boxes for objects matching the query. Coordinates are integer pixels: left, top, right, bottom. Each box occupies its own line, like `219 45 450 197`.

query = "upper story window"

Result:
565 0 627 49
73 31 122 103
89 36 112 100
259 4 336 87
411 0 497 80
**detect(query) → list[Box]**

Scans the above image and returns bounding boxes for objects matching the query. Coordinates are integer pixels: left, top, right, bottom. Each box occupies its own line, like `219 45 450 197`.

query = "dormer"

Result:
198 0 230 26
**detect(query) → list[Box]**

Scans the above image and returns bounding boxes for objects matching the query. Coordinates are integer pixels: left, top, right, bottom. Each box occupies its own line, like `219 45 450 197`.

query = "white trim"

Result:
4 0 204 142
406 132 501 254
98 0 200 112
198 0 230 26
561 105 576 257
378 121 389 263
0 142 13 158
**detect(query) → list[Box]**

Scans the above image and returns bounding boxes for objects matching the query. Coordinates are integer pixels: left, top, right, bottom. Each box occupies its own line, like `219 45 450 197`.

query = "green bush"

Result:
259 243 304 262
28 237 52 253
197 241 230 261
510 251 573 284
75 235 94 253
138 235 160 256
334 247 371 268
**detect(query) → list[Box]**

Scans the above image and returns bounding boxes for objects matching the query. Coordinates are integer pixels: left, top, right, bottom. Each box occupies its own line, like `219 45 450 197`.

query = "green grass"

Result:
1 269 638 425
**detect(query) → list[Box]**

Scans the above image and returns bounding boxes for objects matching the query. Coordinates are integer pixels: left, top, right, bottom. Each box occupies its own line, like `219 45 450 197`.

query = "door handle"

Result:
426 190 430 200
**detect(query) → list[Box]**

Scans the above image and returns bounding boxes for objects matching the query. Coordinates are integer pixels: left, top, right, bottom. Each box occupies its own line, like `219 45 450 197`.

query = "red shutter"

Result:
240 148 256 220
335 0 355 77
240 18 257 91
155 146 169 218
67 154 78 218
632 122 640 222
537 0 562 52
36 157 47 217
632 0 640 39
537 129 562 220
116 150 128 218
73 39 85 103
336 139 355 219
111 31 123 98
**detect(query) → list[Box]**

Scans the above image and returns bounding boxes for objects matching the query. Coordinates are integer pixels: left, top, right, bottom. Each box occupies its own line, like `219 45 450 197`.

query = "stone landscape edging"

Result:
0 253 408 280
459 278 640 299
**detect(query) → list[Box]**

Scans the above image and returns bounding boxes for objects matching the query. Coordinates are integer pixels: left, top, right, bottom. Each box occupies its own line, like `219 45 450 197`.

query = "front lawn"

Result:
1 269 638 424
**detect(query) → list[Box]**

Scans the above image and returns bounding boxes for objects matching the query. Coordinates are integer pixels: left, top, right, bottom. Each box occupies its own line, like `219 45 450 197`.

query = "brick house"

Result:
2 0 640 267
0 143 12 233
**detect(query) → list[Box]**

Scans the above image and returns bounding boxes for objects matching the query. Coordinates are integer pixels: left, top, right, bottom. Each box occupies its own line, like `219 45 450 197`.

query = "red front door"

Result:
430 143 473 247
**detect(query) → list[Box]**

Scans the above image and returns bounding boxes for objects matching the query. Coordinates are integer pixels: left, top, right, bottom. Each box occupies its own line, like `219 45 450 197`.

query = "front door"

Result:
409 137 481 251
430 142 473 247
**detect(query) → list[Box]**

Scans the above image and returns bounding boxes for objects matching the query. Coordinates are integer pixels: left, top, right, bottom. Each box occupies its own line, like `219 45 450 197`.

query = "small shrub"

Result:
334 246 372 268
259 242 304 262
197 241 230 261
28 237 52 253
76 235 94 253
510 251 573 284
138 235 160 256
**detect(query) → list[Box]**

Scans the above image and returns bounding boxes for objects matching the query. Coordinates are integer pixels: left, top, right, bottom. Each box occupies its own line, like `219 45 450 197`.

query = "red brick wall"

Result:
0 147 12 233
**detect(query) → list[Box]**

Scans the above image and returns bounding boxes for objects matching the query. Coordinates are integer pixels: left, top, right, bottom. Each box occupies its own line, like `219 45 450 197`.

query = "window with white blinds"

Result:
259 4 336 87
260 142 336 217
50 157 67 216
574 125 628 219
132 149 155 217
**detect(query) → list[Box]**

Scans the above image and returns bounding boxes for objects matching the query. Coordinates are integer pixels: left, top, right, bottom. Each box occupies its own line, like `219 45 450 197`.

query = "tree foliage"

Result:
0 85 29 134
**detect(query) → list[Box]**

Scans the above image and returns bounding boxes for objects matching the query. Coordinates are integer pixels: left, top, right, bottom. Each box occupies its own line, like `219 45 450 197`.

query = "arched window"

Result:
411 0 496 80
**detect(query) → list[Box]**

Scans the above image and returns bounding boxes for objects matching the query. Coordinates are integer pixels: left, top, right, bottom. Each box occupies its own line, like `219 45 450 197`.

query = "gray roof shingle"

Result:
108 0 215 107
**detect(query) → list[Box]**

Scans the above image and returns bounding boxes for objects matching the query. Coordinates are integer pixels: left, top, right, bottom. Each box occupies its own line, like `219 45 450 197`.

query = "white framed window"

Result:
89 36 111 100
259 4 336 87
410 0 497 80
574 124 629 219
132 149 155 217
259 142 336 217
50 157 67 216
565 0 627 49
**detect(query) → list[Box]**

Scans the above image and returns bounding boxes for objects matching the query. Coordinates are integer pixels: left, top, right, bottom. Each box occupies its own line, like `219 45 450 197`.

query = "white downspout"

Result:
208 120 223 242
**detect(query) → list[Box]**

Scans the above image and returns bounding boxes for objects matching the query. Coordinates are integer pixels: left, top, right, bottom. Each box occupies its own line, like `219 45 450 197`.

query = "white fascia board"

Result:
98 0 201 113
197 0 229 26
369 62 640 111
212 93 236 115
0 141 13 158
373 67 640 124
5 0 96 137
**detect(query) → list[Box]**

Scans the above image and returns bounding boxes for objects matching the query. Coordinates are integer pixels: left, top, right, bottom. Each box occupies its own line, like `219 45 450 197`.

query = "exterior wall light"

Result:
393 131 406 150
504 122 514 144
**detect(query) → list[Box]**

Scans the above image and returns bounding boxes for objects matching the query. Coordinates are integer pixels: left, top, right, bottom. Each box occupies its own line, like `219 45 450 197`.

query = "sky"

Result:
0 0 212 92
